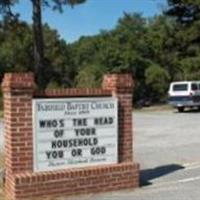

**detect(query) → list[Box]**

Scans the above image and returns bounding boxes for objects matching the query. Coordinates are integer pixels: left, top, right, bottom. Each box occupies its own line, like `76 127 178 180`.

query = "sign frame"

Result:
32 97 118 172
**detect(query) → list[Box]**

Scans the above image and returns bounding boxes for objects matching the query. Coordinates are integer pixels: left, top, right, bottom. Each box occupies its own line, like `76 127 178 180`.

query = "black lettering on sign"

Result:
73 118 87 126
39 119 64 128
71 149 82 157
39 120 46 128
52 140 67 148
59 119 65 127
52 141 56 148
51 138 98 148
91 146 106 155
75 128 96 136
54 130 64 138
46 151 64 159
94 117 113 125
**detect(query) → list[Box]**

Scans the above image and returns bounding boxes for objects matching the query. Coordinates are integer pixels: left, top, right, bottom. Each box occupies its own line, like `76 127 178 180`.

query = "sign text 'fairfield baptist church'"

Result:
32 97 118 172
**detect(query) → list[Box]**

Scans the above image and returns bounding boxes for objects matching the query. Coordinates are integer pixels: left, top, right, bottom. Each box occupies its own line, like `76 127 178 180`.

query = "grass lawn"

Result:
0 153 4 169
0 190 4 200
0 153 4 200
135 104 173 112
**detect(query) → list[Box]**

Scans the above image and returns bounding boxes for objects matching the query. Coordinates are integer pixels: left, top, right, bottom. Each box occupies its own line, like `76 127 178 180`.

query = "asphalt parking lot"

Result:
1 110 200 199
132 110 200 200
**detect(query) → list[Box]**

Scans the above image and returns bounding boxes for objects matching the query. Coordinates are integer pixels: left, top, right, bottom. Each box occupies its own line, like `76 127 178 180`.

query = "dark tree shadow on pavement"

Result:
174 107 200 114
140 164 185 186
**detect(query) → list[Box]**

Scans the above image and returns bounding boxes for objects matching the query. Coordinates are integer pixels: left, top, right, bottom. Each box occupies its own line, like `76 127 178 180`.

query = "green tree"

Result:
0 0 86 88
166 0 200 24
43 24 75 88
144 16 182 81
99 13 148 74
0 20 74 88
165 0 200 80
75 64 107 88
70 13 153 102
145 64 170 101
0 21 34 73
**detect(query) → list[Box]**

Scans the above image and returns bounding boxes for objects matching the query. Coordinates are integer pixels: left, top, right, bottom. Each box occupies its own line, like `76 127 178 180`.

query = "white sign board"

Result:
32 97 118 172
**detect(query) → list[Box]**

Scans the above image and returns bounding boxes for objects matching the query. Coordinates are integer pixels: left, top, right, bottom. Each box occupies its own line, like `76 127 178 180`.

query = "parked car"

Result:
168 81 200 112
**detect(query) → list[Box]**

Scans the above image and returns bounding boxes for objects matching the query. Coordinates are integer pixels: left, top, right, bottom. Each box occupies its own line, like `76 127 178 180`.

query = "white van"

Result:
168 81 200 112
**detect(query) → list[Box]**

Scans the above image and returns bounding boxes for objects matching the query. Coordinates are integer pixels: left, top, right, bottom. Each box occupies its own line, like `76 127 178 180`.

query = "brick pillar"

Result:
2 73 35 198
102 74 134 163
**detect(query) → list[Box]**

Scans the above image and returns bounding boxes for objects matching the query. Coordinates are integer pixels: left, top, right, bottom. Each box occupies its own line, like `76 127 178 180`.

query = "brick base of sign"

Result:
2 73 140 200
5 163 139 200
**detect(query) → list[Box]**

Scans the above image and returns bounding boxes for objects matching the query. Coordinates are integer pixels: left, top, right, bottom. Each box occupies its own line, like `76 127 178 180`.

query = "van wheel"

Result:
177 107 184 112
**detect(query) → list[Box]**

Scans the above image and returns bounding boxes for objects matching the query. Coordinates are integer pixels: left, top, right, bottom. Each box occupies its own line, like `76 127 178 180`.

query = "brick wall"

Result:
2 73 139 200
103 74 134 162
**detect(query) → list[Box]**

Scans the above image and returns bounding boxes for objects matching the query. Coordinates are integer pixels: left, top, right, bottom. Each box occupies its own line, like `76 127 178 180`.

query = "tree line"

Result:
0 0 200 105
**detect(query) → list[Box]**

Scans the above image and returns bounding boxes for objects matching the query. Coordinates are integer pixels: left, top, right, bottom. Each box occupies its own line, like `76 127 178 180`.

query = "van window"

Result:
191 83 198 91
173 84 188 91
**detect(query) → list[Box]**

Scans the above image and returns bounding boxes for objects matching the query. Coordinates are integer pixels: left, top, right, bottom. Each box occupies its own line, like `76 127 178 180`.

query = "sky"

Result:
12 0 167 43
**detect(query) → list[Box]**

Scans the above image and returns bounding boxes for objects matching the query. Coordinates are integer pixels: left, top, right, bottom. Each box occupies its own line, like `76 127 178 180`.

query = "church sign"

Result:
32 97 118 172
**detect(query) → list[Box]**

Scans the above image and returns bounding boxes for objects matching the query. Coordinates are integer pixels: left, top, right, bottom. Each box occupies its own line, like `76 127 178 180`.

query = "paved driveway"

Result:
132 110 200 200
134 111 200 168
